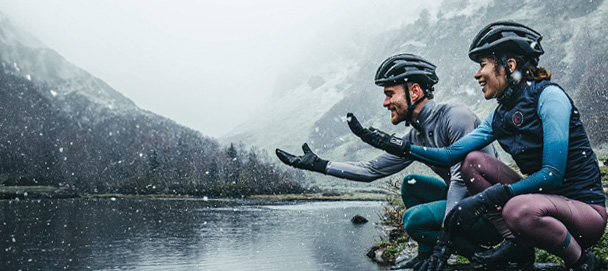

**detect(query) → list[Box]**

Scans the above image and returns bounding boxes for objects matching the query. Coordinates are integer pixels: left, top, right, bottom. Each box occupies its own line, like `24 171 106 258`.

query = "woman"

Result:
277 54 503 270
347 21 606 271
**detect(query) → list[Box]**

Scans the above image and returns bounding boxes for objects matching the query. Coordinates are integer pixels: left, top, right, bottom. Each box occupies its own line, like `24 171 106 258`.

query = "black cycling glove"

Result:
415 229 452 271
346 113 410 157
445 183 513 234
275 143 328 174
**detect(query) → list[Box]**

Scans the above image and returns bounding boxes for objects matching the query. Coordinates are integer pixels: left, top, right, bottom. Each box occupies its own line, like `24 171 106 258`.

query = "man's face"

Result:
383 84 410 125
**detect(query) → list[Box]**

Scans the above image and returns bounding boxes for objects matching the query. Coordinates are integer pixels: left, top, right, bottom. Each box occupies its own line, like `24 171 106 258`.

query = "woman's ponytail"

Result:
530 66 552 81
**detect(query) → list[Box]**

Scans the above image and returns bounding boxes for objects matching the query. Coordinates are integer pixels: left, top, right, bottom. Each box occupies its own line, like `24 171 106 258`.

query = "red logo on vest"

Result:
512 111 524 127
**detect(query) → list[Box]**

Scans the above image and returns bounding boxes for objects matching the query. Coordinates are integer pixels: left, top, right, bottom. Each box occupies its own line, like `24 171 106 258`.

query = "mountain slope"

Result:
0 14 138 118
223 0 608 188
0 12 303 195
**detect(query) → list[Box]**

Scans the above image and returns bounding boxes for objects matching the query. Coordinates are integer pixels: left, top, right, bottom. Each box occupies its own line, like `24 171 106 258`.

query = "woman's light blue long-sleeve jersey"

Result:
408 86 571 196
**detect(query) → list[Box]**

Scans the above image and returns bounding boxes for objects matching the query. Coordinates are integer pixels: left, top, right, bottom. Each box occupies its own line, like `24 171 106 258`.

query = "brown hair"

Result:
527 66 551 81
490 54 551 81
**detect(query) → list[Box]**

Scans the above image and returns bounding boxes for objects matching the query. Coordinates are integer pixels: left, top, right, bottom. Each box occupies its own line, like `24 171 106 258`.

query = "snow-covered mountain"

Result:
0 13 139 120
1 12 301 194
224 0 608 168
2 1 606 192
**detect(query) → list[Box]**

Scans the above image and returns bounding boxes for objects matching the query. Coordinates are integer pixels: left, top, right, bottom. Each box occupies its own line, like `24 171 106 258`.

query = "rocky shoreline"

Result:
0 185 79 199
366 157 608 270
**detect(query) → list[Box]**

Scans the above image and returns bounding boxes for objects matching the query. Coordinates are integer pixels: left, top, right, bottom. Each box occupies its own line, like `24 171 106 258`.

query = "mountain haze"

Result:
224 0 608 186
2 1 606 193
0 12 303 196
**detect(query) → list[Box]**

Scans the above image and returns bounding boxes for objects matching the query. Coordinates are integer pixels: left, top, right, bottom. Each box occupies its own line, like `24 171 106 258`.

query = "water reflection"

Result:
0 198 385 271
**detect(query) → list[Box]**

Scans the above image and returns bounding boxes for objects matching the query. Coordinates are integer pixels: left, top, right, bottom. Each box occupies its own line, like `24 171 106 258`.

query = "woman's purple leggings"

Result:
461 151 607 266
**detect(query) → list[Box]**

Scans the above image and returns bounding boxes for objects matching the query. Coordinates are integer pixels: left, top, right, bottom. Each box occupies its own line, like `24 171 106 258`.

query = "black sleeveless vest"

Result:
492 80 604 205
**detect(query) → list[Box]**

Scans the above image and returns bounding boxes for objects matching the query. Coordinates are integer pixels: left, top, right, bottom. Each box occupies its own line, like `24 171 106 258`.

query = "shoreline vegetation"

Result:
369 157 608 269
2 158 606 270
0 185 388 201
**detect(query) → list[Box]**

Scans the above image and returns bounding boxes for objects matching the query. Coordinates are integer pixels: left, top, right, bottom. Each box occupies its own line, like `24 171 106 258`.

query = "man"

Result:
276 54 501 270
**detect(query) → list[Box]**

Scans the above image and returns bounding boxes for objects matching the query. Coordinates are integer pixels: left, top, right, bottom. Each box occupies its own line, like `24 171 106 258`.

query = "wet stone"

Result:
351 214 369 224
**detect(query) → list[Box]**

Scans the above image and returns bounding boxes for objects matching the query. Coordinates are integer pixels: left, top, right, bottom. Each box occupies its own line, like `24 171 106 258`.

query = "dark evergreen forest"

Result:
0 64 306 196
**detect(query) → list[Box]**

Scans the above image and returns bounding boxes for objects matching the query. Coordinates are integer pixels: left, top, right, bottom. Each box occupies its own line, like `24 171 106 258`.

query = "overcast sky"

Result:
0 0 441 138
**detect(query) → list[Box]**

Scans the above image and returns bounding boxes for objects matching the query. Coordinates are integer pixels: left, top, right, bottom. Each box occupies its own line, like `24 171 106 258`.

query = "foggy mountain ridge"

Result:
1 1 607 193
0 11 304 195
224 0 608 170
0 13 139 120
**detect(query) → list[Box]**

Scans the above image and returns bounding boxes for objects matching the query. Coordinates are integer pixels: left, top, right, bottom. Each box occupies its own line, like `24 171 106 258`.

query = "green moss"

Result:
535 224 608 266
373 159 608 266
588 224 608 267
599 157 608 181
369 239 409 264
366 178 411 264
535 249 564 265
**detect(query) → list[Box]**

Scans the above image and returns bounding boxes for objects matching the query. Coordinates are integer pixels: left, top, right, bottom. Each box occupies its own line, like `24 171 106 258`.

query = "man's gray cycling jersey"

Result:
326 100 499 215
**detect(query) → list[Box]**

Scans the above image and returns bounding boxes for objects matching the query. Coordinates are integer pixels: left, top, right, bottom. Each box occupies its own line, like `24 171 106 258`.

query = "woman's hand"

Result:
445 183 512 233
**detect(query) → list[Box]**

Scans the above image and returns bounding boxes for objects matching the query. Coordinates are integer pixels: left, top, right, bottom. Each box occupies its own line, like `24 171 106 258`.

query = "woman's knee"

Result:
463 151 487 165
502 196 538 232
461 151 486 179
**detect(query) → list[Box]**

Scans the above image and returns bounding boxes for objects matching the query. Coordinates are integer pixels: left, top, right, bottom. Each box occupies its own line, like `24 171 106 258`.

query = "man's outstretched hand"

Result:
346 113 410 157
275 143 328 174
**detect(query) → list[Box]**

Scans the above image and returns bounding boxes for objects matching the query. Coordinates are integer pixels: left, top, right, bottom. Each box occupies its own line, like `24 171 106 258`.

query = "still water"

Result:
0 198 387 271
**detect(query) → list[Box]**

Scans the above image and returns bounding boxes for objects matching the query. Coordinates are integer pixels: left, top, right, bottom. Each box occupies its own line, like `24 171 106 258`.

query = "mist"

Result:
0 0 441 137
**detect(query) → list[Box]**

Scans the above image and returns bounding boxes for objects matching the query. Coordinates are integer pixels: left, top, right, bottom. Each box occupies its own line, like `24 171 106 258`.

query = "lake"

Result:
0 198 387 271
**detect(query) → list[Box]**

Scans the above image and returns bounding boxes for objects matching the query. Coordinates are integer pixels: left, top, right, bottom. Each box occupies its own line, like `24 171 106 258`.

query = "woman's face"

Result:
474 57 508 100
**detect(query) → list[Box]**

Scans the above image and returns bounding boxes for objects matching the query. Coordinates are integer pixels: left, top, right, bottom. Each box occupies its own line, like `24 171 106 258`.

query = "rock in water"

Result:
351 215 368 224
